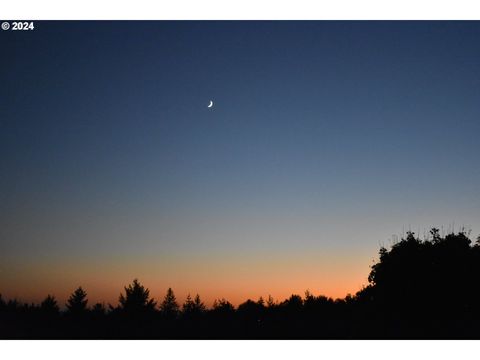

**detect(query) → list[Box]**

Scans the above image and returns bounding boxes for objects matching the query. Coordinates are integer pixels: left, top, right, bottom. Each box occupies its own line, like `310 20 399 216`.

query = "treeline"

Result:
2 229 480 339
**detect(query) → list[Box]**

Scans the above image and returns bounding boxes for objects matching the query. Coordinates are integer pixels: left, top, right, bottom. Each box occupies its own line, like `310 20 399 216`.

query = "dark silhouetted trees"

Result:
2 229 480 339
212 298 235 314
182 293 206 319
193 294 206 312
91 302 106 316
357 229 480 338
160 288 179 320
118 279 156 314
281 294 303 311
66 287 88 315
266 295 276 308
40 295 59 315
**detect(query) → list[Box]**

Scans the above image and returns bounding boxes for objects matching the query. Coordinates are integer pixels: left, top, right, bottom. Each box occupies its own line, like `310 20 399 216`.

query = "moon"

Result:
207 100 214 108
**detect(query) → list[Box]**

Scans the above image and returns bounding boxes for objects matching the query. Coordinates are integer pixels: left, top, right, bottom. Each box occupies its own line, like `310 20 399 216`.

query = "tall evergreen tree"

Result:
182 294 195 315
193 294 206 313
40 295 60 315
182 293 206 318
160 287 179 319
66 286 88 314
119 279 156 313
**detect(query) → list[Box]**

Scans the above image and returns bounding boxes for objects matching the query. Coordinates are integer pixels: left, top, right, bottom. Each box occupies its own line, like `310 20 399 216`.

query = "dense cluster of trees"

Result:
2 229 480 339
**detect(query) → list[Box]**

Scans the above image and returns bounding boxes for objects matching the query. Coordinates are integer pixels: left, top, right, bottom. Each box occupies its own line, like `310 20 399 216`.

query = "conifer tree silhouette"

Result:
182 293 206 318
91 302 107 315
1 227 479 339
266 295 276 308
91 303 107 317
212 298 235 313
160 287 179 319
40 295 59 315
118 279 156 313
193 294 206 312
66 287 88 315
182 294 195 315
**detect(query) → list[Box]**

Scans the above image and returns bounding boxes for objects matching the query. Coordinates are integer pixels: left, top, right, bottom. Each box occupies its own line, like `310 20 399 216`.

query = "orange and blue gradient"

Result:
1 21 480 306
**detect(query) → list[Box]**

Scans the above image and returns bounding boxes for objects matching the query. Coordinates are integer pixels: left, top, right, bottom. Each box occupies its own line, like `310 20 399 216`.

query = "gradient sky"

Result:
1 21 480 307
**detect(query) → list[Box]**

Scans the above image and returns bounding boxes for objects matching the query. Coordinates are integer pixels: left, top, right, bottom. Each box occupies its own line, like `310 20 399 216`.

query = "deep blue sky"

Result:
1 21 479 303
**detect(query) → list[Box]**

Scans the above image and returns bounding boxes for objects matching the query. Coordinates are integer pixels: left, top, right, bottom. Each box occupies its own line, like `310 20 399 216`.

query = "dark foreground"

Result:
2 230 480 339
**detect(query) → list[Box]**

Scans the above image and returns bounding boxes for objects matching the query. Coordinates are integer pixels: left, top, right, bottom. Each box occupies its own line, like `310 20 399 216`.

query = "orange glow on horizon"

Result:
1 248 374 308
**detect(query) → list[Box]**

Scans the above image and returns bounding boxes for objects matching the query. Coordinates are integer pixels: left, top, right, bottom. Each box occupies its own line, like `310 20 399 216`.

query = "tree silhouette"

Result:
40 295 59 315
281 294 303 311
66 287 88 315
361 229 480 338
1 227 479 339
6 298 20 312
237 298 265 322
160 287 179 319
211 298 236 332
193 294 206 312
118 279 156 313
266 295 276 308
182 294 195 313
212 298 235 314
182 293 206 318
91 302 107 316
303 291 334 312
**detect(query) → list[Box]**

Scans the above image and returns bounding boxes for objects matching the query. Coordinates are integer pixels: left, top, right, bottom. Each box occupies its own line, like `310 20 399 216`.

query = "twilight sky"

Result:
1 21 479 306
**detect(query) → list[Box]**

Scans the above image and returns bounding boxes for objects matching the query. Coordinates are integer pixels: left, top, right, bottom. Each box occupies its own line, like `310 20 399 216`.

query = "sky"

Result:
1 21 480 307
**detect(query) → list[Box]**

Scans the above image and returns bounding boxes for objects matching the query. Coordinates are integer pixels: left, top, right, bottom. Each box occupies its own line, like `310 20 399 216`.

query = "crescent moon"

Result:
208 100 213 108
